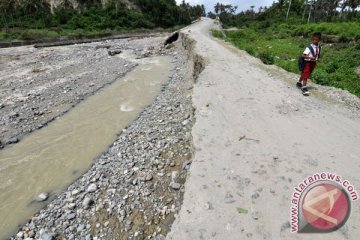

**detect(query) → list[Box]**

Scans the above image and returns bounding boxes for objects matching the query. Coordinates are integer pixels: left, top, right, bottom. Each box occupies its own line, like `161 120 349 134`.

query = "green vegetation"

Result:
0 0 206 41
209 0 360 97
213 26 360 97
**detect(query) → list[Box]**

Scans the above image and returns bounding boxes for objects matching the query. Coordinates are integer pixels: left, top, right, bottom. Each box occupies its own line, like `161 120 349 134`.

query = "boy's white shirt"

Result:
303 44 320 60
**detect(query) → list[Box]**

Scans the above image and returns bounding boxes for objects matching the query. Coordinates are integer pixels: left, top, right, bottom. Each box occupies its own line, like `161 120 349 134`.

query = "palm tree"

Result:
307 0 314 23
286 0 292 22
20 0 50 13
302 0 308 21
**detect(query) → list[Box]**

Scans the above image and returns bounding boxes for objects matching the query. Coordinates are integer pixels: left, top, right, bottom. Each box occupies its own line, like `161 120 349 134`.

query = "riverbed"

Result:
0 35 197 239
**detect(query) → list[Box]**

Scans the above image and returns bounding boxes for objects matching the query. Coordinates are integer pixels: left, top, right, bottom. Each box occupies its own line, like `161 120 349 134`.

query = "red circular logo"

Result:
301 183 350 231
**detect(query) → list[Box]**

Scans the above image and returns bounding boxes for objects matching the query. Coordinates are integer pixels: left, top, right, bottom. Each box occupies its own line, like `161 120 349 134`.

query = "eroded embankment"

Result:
180 32 207 82
11 34 206 240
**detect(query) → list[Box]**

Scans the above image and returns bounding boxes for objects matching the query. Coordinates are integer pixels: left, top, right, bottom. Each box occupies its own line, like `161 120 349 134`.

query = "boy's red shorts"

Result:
301 61 316 79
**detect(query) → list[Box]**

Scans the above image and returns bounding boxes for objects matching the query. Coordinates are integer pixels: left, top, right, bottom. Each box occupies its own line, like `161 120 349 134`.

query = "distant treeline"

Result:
208 0 360 28
0 0 206 32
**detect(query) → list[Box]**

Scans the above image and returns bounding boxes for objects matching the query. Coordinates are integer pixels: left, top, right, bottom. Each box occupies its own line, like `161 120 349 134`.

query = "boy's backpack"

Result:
298 45 322 71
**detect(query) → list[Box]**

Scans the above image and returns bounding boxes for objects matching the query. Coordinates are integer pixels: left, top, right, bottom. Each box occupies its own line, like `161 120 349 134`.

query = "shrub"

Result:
259 51 275 65
339 34 350 43
312 71 330 85
245 47 255 56
20 29 59 40
212 30 224 39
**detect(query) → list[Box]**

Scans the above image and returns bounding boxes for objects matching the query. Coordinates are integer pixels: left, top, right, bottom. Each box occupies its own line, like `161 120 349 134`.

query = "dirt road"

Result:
167 18 360 239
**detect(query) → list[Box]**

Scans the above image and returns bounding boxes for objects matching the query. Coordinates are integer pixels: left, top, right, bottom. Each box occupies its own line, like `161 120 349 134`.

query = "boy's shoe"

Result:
302 87 310 96
296 81 302 88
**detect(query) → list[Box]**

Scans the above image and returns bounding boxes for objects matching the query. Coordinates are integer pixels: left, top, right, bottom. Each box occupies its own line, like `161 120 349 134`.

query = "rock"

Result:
171 171 179 181
182 161 192 170
143 189 152 196
251 211 259 220
154 235 166 240
141 49 151 58
205 201 214 210
67 203 76 209
132 178 138 185
145 174 153 181
108 49 122 56
71 189 79 195
83 197 94 209
28 231 35 238
8 137 19 144
47 219 54 227
251 191 260 199
87 183 97 193
77 224 85 232
224 192 235 204
182 119 189 126
36 192 49 202
170 182 181 190
16 231 24 238
67 213 76 220
39 232 55 240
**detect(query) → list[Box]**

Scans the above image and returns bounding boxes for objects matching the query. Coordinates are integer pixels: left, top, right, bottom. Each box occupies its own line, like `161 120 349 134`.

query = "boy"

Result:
297 32 322 95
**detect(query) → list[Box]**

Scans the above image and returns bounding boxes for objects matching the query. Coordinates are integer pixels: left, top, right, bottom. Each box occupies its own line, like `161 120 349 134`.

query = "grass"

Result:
212 27 360 98
288 22 360 41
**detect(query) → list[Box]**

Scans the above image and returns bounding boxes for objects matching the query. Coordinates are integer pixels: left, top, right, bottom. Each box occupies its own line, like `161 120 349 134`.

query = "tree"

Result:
278 0 285 10
207 11 216 19
347 0 360 12
135 0 181 27
0 0 16 29
346 0 360 18
286 0 292 22
213 2 238 25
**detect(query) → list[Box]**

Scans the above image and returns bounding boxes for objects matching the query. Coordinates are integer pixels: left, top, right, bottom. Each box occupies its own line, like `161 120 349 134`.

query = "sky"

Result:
175 0 276 13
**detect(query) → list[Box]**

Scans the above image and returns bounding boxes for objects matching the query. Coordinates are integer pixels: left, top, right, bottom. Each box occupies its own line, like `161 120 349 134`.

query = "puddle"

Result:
0 55 172 238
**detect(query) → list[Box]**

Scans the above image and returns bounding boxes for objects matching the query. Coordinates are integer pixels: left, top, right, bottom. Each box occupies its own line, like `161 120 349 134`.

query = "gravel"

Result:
9 33 197 240
0 34 168 149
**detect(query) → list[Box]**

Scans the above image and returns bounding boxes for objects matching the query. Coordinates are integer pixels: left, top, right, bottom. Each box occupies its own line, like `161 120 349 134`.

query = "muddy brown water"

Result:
0 55 172 239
